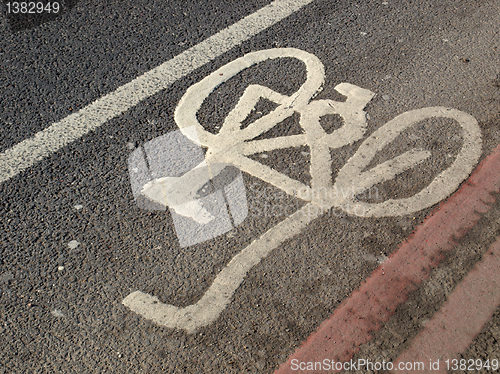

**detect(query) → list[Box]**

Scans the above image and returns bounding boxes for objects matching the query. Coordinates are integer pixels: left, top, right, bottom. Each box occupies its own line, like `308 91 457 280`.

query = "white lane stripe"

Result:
0 0 315 184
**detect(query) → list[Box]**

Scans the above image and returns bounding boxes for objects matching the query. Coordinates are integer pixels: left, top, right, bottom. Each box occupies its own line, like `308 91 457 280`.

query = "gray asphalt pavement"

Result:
1 0 500 373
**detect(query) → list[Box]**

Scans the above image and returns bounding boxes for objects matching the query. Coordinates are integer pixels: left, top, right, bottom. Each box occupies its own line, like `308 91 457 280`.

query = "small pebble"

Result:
58 266 65 271
51 309 65 318
259 154 268 159
74 204 83 210
67 240 80 249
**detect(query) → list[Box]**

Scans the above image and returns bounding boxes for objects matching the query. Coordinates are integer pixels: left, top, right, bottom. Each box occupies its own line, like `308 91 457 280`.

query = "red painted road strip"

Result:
393 235 500 374
275 143 500 374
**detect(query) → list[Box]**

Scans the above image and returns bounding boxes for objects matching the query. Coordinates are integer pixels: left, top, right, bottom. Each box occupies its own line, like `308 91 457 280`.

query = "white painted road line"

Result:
0 0 315 184
123 202 323 333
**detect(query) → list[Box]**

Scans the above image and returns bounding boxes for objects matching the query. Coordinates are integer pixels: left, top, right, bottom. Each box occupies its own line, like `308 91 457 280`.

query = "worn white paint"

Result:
122 47 483 332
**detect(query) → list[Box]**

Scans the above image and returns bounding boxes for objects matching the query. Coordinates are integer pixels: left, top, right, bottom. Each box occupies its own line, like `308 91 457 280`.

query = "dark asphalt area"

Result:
1 0 500 372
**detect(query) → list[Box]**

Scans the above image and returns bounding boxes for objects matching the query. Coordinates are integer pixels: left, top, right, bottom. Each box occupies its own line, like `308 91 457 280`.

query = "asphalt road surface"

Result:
1 0 500 373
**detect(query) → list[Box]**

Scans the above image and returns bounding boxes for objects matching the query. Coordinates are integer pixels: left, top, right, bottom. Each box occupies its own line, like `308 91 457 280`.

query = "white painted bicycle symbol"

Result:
123 48 482 333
